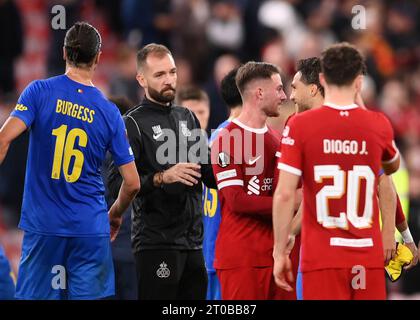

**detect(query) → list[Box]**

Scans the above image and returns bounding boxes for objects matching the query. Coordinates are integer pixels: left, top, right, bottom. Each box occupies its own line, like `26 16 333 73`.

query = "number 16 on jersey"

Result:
51 124 88 183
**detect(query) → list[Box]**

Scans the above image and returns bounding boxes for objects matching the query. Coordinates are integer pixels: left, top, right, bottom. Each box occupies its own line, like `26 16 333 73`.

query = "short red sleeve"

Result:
379 113 399 164
277 116 304 176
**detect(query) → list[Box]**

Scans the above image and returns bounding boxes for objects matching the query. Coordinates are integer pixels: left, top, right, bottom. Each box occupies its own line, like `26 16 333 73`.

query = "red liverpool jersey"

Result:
278 104 399 272
211 118 280 269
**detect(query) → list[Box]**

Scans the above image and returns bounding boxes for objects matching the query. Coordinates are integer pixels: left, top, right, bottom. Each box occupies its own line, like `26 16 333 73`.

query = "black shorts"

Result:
134 249 207 300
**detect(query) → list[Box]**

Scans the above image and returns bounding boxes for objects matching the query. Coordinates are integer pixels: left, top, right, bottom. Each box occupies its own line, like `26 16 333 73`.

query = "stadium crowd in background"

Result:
0 0 419 298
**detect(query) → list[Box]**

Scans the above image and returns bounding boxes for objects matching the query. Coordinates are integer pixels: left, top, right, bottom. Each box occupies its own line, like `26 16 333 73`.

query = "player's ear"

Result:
319 73 326 88
63 46 67 61
354 74 363 92
256 87 263 100
310 84 318 97
136 72 146 88
95 51 102 65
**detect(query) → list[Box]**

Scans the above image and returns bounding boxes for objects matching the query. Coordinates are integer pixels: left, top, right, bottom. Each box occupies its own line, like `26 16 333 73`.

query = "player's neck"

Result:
236 105 267 129
65 66 95 87
311 94 324 110
323 88 356 107
228 106 242 120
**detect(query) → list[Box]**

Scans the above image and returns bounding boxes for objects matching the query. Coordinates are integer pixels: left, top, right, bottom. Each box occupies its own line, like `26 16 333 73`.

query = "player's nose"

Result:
289 92 295 102
280 90 287 102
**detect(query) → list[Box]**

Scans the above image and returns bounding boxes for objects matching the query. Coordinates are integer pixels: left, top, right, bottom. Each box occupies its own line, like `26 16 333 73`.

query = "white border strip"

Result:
216 169 237 182
382 149 400 164
324 102 359 110
277 163 302 176
330 237 373 248
217 179 244 190
232 119 268 134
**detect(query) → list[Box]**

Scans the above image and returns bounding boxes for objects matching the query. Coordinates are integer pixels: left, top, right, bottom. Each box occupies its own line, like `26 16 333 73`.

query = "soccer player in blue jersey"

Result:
203 68 242 300
0 244 15 299
0 22 140 300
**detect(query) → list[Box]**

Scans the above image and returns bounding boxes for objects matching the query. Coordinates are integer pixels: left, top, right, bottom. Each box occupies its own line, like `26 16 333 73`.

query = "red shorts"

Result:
302 268 386 300
216 235 301 300
217 266 296 300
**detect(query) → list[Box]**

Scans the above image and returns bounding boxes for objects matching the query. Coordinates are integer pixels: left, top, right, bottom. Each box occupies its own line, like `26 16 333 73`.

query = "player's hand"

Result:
382 231 397 266
162 163 201 186
285 234 296 255
404 241 418 270
109 214 122 242
273 254 294 292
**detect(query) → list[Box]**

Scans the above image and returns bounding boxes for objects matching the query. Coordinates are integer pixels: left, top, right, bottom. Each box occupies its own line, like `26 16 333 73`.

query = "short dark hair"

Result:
64 22 101 67
137 43 172 70
296 57 324 97
221 68 242 109
320 42 367 86
235 61 280 94
176 86 209 105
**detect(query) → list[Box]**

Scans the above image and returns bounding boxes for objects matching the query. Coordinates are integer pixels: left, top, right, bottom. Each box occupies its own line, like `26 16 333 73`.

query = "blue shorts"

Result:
206 271 221 300
0 251 15 300
296 266 303 300
15 231 114 300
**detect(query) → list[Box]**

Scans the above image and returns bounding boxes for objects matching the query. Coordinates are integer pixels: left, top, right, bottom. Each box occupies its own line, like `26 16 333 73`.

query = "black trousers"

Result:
135 249 207 300
113 260 138 300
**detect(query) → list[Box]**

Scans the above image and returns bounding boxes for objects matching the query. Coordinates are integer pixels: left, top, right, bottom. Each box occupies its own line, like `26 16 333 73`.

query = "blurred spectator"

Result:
121 0 152 46
0 97 27 228
258 0 307 58
206 0 244 60
406 146 420 200
402 145 420 296
204 54 240 131
46 0 82 76
152 0 176 47
176 86 210 130
385 1 419 69
261 36 293 76
109 44 141 104
330 0 359 41
295 31 332 61
360 74 379 110
174 57 194 88
121 0 174 48
171 0 210 83
350 2 397 85
411 66 420 106
380 79 420 149
241 0 266 61
0 0 23 97
95 0 123 35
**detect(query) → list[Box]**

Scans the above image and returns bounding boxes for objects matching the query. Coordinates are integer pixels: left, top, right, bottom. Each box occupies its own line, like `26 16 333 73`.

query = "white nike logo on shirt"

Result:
153 132 163 140
248 156 261 165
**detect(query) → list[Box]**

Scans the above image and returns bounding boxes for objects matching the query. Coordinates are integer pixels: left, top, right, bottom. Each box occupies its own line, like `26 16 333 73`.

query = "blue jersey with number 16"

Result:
11 75 134 237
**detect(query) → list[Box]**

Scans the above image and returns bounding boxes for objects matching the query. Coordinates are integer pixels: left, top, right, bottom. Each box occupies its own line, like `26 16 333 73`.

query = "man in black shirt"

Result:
109 43 216 300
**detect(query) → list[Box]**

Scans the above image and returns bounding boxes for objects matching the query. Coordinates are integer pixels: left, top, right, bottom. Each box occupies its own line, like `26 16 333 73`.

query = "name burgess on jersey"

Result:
55 99 95 123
